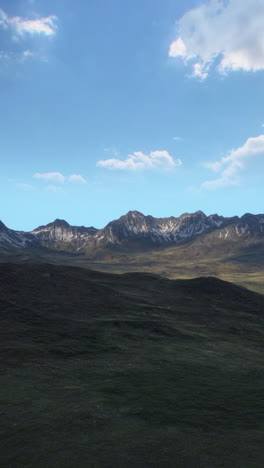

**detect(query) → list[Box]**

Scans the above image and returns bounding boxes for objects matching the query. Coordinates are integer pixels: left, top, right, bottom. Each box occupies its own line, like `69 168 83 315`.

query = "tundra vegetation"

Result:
1 263 264 467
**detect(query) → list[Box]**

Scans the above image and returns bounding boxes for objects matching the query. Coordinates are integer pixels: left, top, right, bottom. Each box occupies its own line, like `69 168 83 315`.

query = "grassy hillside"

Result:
1 263 264 467
1 231 264 295
2 236 263 294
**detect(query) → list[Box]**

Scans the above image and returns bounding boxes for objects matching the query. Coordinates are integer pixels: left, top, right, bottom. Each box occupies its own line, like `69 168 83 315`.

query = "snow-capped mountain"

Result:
1 210 264 253
0 221 36 250
96 210 238 246
207 213 264 242
31 219 98 251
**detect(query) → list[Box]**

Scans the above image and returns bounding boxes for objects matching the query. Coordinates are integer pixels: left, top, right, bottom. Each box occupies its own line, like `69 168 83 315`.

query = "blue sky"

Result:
1 0 264 231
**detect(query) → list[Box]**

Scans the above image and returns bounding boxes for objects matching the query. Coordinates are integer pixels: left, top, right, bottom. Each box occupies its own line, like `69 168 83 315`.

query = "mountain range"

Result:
1 210 264 254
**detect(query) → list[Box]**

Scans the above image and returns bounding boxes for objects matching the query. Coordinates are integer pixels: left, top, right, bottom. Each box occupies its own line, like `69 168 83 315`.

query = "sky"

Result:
0 0 264 231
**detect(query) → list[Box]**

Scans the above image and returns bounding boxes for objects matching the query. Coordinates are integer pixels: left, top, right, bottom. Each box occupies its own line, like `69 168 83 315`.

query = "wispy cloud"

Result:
97 150 182 171
173 136 183 142
202 134 264 189
68 174 87 184
22 50 33 58
0 8 57 37
33 172 87 184
0 48 36 65
34 172 65 183
169 0 264 79
0 8 57 65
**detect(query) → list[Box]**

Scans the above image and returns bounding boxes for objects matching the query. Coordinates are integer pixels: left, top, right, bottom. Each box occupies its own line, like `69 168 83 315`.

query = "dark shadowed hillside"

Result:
1 263 264 467
1 210 264 296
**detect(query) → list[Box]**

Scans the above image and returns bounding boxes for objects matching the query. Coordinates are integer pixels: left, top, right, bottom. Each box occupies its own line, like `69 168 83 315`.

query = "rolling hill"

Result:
1 263 264 467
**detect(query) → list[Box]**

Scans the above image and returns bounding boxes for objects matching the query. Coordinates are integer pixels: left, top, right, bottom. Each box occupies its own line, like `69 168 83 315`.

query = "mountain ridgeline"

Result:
0 210 264 253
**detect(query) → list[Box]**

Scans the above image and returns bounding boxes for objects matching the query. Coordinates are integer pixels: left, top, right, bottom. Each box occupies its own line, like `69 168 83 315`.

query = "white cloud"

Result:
97 150 182 170
34 172 65 183
193 62 209 80
0 8 57 37
10 16 57 36
169 0 264 78
202 134 264 189
68 174 87 184
168 37 186 57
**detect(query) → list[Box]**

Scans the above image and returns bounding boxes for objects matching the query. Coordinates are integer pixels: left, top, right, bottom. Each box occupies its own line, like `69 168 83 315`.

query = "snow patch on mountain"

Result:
0 221 35 249
1 210 264 252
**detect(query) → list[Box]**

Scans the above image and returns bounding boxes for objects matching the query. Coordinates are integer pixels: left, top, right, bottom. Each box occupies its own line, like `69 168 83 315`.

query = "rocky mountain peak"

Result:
121 210 148 222
193 210 206 216
31 218 98 251
48 219 70 228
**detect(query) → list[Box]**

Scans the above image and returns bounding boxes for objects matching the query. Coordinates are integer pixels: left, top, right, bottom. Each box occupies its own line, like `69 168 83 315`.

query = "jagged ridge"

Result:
0 210 264 253
32 219 98 251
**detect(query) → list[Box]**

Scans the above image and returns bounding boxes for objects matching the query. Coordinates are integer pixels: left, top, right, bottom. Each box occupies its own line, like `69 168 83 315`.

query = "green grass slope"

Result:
1 263 264 467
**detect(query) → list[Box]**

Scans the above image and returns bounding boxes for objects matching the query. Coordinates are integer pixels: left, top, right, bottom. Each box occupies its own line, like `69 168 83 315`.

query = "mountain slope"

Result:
0 221 36 250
